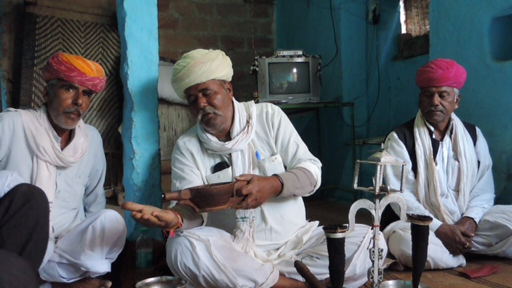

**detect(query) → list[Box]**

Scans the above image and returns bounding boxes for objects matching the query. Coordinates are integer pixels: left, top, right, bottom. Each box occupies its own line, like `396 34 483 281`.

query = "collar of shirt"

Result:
424 116 454 141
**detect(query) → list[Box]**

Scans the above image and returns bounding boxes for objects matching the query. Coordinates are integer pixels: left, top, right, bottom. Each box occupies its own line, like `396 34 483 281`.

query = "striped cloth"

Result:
43 52 107 93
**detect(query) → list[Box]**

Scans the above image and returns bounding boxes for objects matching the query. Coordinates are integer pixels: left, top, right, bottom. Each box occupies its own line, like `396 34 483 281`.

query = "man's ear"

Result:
455 95 461 109
43 87 49 102
224 81 234 98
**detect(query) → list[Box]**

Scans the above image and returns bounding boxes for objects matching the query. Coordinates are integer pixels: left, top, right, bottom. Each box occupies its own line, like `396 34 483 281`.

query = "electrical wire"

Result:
303 0 371 23
355 26 381 127
339 25 381 128
320 0 339 69
309 0 381 128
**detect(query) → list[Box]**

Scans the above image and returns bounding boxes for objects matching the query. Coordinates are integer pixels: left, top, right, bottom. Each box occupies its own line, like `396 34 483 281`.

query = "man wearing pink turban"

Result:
0 52 126 287
381 58 512 269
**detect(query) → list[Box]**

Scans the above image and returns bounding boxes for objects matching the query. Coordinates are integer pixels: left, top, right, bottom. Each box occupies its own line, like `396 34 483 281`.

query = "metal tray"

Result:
379 280 431 288
135 276 188 288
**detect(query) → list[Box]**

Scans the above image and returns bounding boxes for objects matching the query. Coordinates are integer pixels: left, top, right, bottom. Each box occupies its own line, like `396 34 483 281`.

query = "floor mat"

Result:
362 254 512 288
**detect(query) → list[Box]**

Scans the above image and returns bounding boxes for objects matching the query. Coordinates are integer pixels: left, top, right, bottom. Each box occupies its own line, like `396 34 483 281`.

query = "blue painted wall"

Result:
428 0 512 204
277 0 512 204
117 0 162 240
276 1 370 200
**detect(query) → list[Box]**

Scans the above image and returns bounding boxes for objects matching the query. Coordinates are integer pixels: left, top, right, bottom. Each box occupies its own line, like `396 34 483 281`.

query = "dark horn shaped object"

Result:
323 224 347 288
294 260 325 288
407 214 433 288
164 181 247 212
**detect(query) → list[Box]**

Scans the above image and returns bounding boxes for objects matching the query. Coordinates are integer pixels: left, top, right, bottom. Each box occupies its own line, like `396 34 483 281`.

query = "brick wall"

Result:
1 0 275 104
158 0 276 102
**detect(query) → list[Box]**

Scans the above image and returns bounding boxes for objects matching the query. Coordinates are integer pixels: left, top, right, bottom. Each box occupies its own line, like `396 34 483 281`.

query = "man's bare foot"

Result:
50 277 112 288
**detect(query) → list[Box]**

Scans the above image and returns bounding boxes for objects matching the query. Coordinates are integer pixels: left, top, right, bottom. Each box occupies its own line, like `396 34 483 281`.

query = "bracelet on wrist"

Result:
273 174 284 196
164 209 183 238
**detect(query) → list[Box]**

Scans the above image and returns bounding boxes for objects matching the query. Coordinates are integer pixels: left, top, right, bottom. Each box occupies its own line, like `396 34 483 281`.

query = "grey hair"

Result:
453 88 460 96
45 79 62 100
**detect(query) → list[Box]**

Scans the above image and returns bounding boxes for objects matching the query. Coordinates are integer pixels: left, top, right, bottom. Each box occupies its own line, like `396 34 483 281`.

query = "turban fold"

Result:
43 52 107 93
171 49 233 100
415 58 467 90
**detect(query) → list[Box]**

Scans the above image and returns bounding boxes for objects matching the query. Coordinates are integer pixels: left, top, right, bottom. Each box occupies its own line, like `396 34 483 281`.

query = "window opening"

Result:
395 0 430 60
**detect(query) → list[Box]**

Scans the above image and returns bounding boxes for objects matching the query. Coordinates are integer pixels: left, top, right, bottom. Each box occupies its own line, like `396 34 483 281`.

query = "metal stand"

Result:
350 150 407 288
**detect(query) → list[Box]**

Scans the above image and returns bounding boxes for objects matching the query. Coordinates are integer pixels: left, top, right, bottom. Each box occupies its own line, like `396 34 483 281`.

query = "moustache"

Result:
198 107 222 122
64 108 83 117
425 107 444 113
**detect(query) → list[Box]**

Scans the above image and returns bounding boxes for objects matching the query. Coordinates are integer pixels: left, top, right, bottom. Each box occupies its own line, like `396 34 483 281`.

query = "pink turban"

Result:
43 52 107 93
415 58 467 90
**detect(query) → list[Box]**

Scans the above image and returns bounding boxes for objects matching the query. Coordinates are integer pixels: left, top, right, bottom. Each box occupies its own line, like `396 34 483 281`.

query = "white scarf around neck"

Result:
197 98 257 252
13 106 89 221
414 110 478 224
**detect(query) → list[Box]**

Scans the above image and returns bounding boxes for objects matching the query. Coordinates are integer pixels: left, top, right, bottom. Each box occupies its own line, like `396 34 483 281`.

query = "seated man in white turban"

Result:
382 58 512 270
122 48 386 287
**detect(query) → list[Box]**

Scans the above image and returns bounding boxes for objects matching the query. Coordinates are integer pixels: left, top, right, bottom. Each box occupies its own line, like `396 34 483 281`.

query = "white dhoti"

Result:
384 221 466 269
384 205 512 269
471 205 512 258
39 209 126 283
166 224 386 288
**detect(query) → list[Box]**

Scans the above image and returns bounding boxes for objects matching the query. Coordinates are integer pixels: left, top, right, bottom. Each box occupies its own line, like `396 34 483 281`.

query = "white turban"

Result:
171 49 234 101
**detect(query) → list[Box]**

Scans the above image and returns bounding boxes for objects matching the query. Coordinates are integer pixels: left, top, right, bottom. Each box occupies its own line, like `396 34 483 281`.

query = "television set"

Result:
253 50 321 104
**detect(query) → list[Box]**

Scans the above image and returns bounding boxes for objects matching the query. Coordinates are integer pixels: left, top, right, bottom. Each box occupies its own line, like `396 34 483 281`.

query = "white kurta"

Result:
0 111 126 283
0 170 25 197
168 103 385 287
383 120 512 269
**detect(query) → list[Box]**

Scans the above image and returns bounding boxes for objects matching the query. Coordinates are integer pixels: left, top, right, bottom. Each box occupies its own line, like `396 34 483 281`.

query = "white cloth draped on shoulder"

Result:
10 106 89 219
197 98 258 253
414 111 477 224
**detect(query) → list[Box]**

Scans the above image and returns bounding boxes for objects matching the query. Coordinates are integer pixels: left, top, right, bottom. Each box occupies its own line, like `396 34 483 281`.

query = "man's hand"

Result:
457 216 478 235
435 220 476 255
231 174 282 210
121 202 179 230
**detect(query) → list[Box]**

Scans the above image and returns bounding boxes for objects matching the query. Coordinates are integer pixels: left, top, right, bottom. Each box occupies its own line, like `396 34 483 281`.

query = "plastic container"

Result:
136 227 153 268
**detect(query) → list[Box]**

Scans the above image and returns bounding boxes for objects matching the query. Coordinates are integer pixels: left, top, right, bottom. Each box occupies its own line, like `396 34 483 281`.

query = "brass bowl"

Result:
135 276 188 288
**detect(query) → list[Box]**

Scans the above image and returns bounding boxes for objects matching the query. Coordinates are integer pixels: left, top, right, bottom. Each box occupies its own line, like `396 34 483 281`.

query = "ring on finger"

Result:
464 243 470 249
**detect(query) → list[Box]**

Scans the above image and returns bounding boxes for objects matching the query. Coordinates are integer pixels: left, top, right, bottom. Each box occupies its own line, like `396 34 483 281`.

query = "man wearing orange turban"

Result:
382 58 512 270
0 52 126 287
43 52 107 93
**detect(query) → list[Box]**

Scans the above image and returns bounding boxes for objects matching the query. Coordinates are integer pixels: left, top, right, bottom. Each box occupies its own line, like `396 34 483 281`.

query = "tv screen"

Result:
268 62 310 95
255 51 321 104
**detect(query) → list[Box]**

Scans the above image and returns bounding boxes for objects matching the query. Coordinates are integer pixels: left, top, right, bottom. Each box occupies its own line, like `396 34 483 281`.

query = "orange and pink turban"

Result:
43 52 107 93
415 58 467 90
